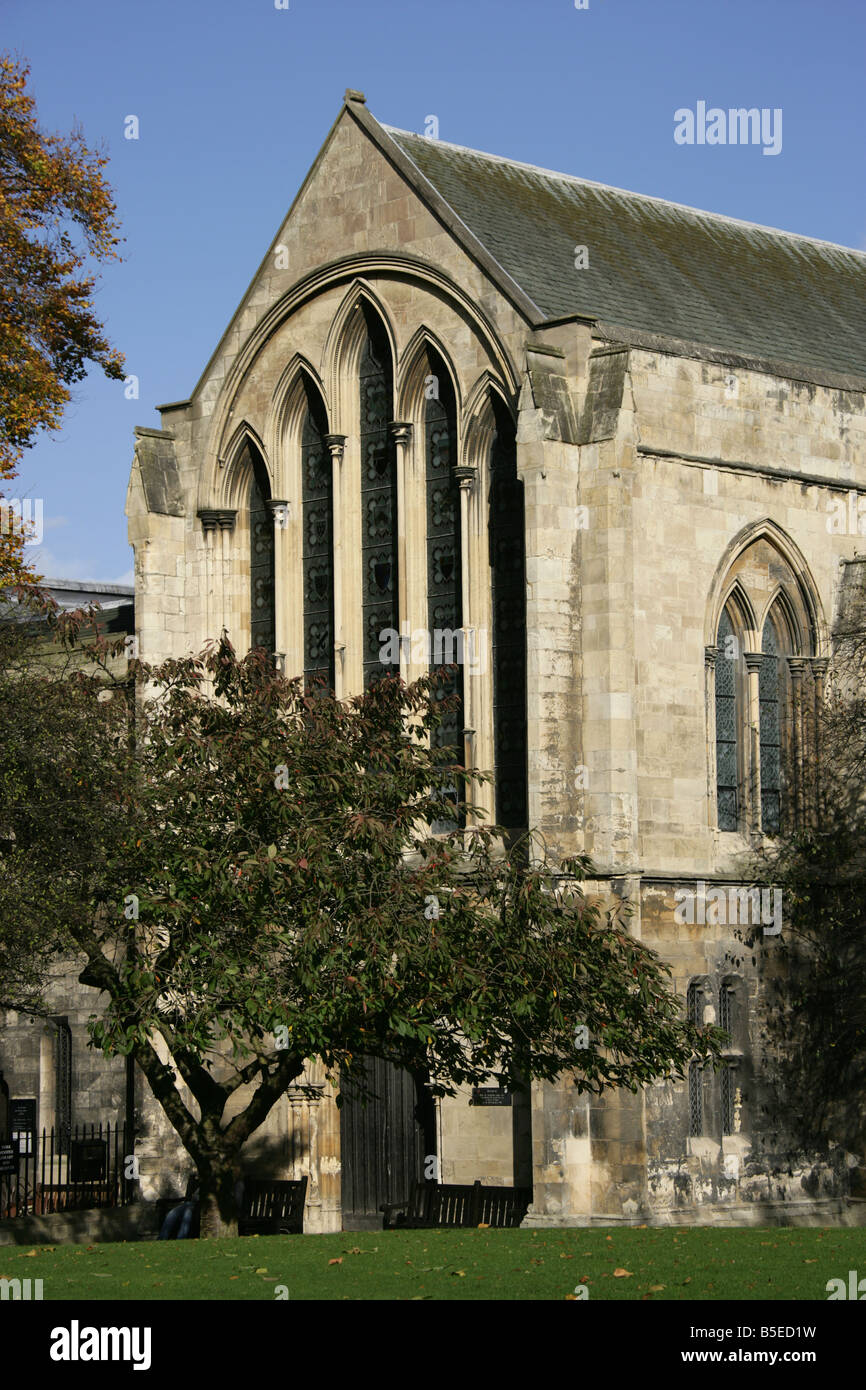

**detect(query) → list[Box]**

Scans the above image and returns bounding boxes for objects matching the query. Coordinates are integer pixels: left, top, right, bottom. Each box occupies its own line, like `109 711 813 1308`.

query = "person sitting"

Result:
158 1173 200 1239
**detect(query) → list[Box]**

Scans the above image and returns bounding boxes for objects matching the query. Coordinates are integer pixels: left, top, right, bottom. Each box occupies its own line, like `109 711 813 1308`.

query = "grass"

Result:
3 1225 866 1300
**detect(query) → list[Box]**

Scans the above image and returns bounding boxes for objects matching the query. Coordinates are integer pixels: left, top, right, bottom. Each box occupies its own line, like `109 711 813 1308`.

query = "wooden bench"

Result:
382 1180 531 1230
154 1176 307 1237
238 1176 307 1236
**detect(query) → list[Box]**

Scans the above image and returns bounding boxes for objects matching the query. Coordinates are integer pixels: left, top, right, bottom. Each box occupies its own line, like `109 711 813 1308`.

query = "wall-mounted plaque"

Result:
470 1088 511 1106
70 1138 107 1182
10 1099 36 1132
0 1142 18 1175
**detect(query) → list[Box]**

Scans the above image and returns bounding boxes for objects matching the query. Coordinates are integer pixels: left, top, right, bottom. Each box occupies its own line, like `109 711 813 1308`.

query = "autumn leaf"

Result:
613 1268 633 1278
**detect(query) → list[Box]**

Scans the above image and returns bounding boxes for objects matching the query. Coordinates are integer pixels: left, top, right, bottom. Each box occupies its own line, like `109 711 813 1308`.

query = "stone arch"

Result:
268 353 330 476
759 584 801 655
716 578 758 649
706 519 826 656
323 280 397 433
214 422 272 514
396 326 463 426
198 254 520 507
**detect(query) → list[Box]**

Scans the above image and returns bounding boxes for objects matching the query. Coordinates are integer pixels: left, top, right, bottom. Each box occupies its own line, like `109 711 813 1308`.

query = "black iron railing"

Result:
0 1122 135 1219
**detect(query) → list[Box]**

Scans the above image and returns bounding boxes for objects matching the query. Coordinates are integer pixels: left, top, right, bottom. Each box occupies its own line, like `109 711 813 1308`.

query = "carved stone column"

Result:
744 652 763 834
389 422 413 681
324 435 347 696
704 645 719 828
197 509 236 644
266 499 290 669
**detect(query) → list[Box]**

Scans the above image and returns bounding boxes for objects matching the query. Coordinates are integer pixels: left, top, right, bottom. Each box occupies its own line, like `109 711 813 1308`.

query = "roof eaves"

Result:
594 321 866 394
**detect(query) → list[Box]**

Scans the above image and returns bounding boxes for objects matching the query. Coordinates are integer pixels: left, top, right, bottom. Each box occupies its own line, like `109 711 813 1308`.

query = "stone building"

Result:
123 91 865 1226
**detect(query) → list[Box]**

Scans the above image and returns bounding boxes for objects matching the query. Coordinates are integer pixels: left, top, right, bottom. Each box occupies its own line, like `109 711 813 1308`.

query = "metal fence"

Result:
0 1123 134 1220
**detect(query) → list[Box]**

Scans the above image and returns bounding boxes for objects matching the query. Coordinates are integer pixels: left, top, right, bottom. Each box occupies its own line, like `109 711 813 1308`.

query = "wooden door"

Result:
339 1058 434 1230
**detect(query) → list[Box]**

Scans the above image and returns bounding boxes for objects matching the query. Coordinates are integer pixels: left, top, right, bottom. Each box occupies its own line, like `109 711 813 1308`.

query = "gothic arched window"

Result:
715 608 739 831
425 351 462 759
360 309 397 688
709 532 822 836
300 380 333 691
249 445 275 654
489 396 527 833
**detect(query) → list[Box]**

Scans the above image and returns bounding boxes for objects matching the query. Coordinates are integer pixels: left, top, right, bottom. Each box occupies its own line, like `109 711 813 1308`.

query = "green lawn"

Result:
2 1226 865 1300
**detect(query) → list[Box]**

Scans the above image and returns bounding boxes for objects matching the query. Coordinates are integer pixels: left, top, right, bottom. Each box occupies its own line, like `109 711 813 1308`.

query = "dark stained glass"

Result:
760 618 781 834
425 361 461 734
718 984 732 1039
301 383 333 691
360 311 397 688
249 448 275 655
721 1065 736 1136
425 357 462 828
686 982 706 1137
715 609 738 831
489 398 527 832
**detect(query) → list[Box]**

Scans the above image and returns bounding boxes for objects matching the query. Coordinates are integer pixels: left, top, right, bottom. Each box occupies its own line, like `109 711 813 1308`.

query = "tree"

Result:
0 54 125 585
755 566 866 1161
90 641 726 1235
0 585 131 1013
0 632 724 1237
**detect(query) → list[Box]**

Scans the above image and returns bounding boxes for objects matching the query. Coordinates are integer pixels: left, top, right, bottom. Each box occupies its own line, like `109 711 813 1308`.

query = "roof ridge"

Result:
383 124 866 260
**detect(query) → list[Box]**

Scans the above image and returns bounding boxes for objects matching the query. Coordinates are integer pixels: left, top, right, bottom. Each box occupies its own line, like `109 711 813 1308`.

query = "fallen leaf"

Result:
23 1250 38 1258
613 1268 633 1278
451 1269 466 1277
648 1284 665 1292
254 1267 268 1274
328 1257 343 1266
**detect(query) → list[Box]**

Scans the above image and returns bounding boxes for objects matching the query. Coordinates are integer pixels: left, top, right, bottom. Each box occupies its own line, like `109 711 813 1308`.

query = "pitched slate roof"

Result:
381 124 866 383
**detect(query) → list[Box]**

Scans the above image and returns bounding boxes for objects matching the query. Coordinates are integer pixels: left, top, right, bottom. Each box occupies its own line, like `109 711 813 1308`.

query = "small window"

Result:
686 981 710 1137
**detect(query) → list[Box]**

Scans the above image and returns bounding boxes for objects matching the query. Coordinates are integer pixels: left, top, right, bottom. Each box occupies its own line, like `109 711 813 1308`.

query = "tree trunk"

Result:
197 1149 243 1239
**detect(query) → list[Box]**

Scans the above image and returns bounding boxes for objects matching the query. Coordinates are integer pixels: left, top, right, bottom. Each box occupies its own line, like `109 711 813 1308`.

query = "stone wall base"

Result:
522 1199 866 1229
0 1202 160 1247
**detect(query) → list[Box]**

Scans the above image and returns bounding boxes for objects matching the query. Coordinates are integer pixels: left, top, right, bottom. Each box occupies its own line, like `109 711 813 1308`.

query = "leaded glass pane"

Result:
760 618 781 834
686 982 706 1137
301 388 333 691
425 360 461 829
688 1063 703 1138
715 609 738 830
718 985 732 1039
721 1065 735 1136
490 400 527 832
360 314 396 688
250 453 275 655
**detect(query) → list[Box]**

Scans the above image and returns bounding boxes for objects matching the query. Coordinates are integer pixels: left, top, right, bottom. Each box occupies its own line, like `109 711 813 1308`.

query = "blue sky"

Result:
6 0 865 582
